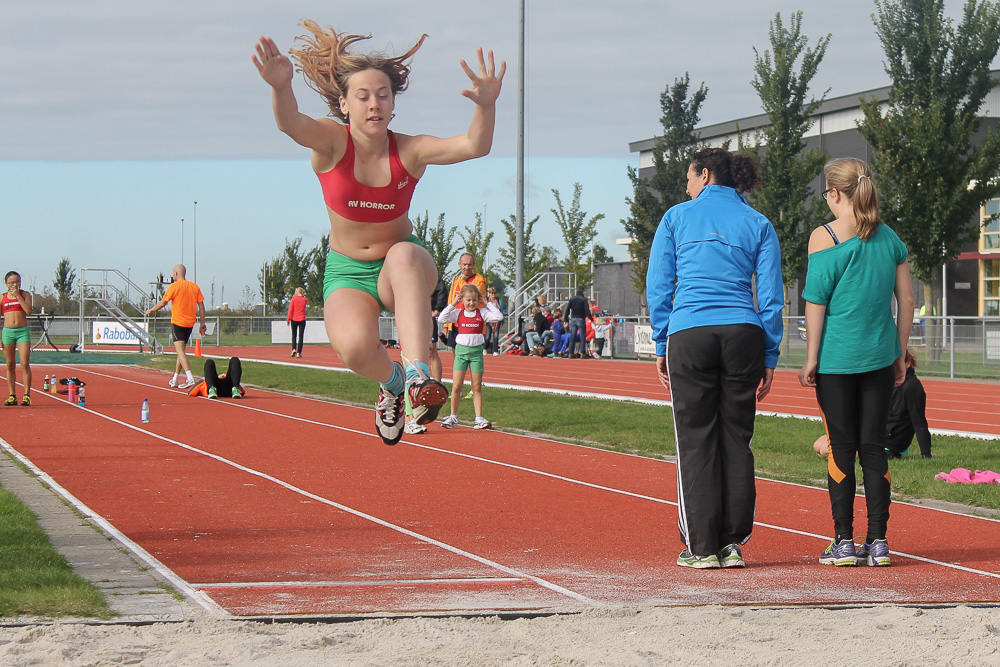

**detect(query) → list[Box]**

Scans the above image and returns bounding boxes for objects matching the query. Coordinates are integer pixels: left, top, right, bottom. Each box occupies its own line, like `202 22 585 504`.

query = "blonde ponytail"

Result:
824 158 880 240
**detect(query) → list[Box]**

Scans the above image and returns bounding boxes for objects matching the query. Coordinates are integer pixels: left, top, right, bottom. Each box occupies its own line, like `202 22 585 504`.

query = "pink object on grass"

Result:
934 468 1000 484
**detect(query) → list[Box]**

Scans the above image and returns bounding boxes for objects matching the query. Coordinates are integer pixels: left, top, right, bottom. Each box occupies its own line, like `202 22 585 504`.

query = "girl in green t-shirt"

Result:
798 157 914 568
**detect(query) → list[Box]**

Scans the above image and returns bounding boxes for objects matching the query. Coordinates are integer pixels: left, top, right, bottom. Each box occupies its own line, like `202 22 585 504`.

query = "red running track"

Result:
1 362 998 618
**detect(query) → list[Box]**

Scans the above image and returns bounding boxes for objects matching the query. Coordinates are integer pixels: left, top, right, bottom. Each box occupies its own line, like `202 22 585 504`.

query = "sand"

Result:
3 604 1000 666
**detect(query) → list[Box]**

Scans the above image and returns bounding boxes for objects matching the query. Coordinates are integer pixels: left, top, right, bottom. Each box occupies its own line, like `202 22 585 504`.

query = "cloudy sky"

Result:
0 0 979 305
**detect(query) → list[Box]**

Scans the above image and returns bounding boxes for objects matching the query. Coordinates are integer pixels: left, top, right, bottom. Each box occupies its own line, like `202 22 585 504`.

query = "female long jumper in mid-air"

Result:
253 21 505 445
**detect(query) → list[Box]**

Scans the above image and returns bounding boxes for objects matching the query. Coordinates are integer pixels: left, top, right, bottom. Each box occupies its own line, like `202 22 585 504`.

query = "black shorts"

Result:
172 324 193 343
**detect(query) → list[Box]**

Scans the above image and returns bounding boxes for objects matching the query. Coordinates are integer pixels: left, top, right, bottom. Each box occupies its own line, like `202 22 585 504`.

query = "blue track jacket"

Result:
646 184 784 367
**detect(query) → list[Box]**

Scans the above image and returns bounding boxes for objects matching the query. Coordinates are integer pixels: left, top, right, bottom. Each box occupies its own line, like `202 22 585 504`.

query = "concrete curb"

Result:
0 452 212 622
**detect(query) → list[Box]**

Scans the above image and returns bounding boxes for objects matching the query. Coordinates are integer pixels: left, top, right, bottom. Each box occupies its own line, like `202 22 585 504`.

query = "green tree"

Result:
622 74 707 313
859 0 1000 307
552 184 603 288
747 11 831 303
260 237 312 315
593 243 614 264
414 210 459 279
53 257 76 310
304 234 329 312
497 213 550 288
458 212 497 288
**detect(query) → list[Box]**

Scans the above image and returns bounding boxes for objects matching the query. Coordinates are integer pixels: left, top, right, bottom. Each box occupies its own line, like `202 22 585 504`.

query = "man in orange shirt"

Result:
445 253 487 349
146 264 207 389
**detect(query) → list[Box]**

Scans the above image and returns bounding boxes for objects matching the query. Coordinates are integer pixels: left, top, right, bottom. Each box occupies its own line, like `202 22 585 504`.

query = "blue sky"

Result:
0 0 977 304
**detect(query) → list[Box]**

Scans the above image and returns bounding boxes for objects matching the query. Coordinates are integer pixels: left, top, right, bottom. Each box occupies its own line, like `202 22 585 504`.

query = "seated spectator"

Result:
525 307 550 349
540 308 555 345
885 350 933 458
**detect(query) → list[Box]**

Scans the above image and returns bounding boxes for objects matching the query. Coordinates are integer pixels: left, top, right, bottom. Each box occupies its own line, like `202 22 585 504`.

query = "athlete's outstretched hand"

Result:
253 36 294 89
460 47 506 107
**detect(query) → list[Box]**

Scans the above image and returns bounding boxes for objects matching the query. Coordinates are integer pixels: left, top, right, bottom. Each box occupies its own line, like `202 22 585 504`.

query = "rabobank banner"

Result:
92 322 147 345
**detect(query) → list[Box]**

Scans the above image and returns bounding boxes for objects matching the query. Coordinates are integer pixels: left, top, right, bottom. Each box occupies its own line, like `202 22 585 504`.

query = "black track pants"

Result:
815 365 894 542
667 324 763 556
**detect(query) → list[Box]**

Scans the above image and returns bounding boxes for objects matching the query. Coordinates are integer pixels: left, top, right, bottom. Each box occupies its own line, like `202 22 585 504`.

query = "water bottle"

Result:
78 385 86 407
50 372 57 393
68 380 77 403
43 375 49 392
141 398 149 424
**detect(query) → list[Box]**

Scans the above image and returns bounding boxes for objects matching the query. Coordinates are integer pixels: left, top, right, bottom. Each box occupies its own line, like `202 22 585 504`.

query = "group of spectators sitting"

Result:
500 287 613 359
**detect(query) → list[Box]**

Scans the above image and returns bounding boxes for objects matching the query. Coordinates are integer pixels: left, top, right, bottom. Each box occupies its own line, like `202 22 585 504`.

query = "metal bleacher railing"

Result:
77 268 163 353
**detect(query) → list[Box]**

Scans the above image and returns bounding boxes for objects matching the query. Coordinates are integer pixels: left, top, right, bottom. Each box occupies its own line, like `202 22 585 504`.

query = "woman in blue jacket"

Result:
646 147 784 570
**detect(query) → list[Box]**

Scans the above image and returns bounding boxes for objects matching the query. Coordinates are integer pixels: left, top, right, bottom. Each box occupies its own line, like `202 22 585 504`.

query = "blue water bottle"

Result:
141 398 150 424
78 385 86 407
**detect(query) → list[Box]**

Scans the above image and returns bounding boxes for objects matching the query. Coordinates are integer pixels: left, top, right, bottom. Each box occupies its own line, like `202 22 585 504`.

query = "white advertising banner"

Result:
270 320 330 345
92 322 148 345
633 324 657 358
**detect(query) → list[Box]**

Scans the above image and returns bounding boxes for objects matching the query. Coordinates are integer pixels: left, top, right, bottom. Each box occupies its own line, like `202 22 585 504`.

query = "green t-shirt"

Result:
801 224 908 374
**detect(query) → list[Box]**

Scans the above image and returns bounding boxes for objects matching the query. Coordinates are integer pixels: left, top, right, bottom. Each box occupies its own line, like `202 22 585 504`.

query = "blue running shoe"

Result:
857 539 891 567
677 549 720 569
819 538 858 566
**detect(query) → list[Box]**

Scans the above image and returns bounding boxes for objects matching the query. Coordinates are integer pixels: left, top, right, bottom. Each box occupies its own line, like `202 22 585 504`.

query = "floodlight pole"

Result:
193 200 198 284
515 0 525 295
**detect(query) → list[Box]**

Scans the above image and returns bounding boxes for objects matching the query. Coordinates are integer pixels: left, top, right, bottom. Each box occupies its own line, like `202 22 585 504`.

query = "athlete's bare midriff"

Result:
326 212 414 261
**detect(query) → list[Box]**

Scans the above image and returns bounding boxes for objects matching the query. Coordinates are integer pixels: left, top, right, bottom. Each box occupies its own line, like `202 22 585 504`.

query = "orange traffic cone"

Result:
195 338 202 357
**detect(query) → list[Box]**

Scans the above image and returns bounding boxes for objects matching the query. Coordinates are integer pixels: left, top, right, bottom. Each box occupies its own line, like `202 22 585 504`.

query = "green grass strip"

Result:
0 482 112 618
150 355 1000 513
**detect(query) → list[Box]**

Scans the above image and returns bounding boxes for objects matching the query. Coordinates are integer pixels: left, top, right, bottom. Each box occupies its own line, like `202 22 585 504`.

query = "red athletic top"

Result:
286 295 308 323
2 292 24 314
316 131 419 223
456 308 486 336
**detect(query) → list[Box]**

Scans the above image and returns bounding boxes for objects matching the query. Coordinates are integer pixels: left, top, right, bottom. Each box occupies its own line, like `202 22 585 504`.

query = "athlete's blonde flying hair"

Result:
289 20 427 123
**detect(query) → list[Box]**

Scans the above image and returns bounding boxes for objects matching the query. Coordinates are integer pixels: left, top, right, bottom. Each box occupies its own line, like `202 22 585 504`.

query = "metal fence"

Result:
599 315 1000 380
19 314 1000 380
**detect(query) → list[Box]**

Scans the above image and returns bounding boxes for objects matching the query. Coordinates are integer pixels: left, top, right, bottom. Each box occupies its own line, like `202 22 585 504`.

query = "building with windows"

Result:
628 76 1000 318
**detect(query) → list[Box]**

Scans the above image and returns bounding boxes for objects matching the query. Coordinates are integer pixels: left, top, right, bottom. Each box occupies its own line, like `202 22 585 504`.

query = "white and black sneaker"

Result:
375 363 406 445
403 421 427 435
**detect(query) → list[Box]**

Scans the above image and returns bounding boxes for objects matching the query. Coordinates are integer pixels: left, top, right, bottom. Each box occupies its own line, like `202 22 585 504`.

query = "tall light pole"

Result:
193 201 198 284
515 0 525 295
482 203 488 278
180 218 185 264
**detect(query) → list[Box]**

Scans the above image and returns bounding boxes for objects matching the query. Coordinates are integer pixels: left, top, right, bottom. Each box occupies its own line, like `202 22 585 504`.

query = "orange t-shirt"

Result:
162 280 204 327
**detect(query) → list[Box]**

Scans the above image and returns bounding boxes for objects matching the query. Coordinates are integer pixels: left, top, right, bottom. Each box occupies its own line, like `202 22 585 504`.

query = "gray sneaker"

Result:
819 538 858 566
717 543 745 568
856 539 891 567
676 549 720 569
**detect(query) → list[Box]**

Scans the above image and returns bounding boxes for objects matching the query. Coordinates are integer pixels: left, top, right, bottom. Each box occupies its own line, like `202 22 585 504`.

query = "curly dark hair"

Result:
690 147 760 193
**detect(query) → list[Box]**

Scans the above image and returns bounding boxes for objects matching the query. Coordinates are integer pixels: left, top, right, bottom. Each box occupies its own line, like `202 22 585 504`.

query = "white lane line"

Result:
64 366 1000 582
24 371 598 606
197 577 524 589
